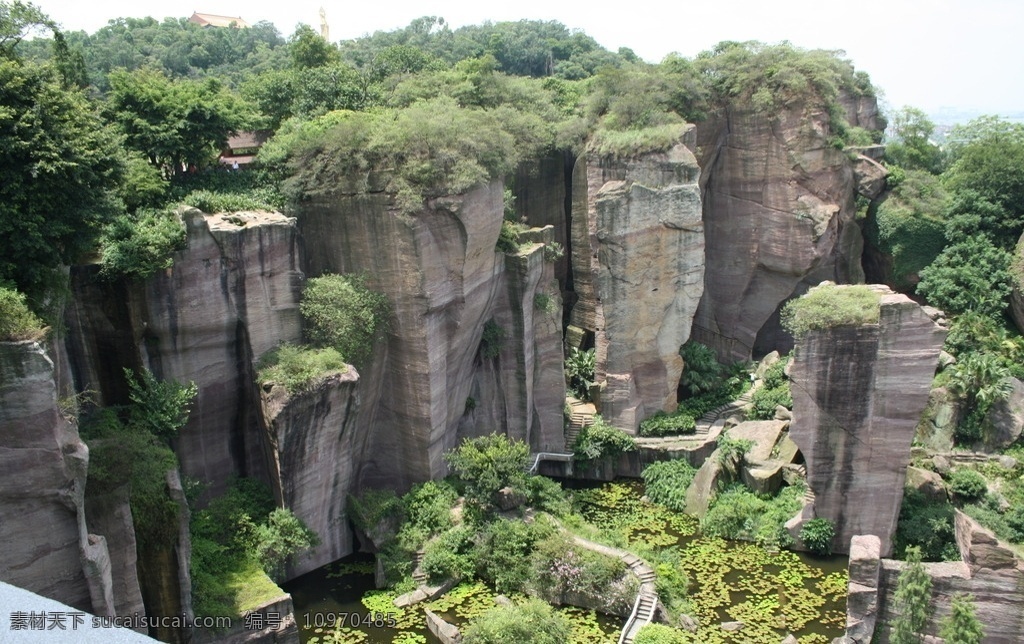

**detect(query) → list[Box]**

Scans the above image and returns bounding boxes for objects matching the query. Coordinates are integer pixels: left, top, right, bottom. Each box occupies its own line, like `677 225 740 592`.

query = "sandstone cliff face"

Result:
0 341 102 612
569 141 705 431
691 96 880 361
300 180 565 491
66 209 304 495
788 286 946 556
261 369 364 578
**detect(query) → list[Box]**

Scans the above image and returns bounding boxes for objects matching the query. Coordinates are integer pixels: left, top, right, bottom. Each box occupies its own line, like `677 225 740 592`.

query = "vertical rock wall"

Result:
261 369 366 577
569 141 705 431
0 341 105 612
789 285 946 555
691 95 880 362
66 209 304 495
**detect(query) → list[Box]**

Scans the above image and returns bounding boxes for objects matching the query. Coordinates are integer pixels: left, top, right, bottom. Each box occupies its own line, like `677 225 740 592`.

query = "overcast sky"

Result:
32 0 1024 118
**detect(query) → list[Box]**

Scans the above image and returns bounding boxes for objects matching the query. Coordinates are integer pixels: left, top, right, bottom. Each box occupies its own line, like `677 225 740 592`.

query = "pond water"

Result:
284 479 848 644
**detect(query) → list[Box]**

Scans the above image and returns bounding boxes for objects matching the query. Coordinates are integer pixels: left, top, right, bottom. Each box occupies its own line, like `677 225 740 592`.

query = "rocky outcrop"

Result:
842 535 881 644
300 179 565 491
871 512 1024 642
691 95 881 361
66 209 304 496
260 369 365 578
915 386 959 452
984 377 1024 450
788 285 946 555
85 487 147 625
1010 232 1024 334
569 140 705 431
0 341 102 612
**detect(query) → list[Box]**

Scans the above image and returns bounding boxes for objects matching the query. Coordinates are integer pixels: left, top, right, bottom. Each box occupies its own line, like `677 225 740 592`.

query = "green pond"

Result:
284 479 848 644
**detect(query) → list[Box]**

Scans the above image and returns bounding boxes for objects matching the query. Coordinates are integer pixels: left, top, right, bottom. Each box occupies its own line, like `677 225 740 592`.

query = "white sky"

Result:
32 0 1024 117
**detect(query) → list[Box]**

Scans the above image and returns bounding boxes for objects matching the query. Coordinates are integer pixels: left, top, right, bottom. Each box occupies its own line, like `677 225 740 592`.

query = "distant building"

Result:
188 12 250 28
219 131 271 167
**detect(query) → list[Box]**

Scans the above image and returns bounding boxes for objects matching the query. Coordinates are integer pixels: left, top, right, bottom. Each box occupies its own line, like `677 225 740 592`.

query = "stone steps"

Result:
565 397 596 446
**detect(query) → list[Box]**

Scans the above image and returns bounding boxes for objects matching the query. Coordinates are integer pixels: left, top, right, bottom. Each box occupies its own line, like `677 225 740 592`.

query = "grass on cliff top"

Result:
257 343 348 393
782 284 881 337
0 287 46 341
588 121 690 158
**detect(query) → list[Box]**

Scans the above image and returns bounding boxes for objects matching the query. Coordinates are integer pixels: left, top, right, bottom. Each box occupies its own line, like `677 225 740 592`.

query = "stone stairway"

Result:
565 396 596 446
691 386 756 438
411 550 427 586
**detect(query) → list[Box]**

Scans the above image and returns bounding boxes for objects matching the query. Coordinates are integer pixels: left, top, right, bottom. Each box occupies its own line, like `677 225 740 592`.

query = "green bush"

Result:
445 434 529 509
639 410 696 437
948 469 988 502
402 480 458 535
893 489 959 562
480 319 506 359
781 284 881 337
800 518 836 556
256 344 347 393
347 488 403 535
565 347 596 400
917 236 1013 319
642 460 697 511
462 598 570 644
679 341 724 396
646 548 690 617
99 209 187 281
525 475 571 517
496 219 524 254
182 189 281 214
701 484 804 549
300 274 390 368
421 525 475 582
572 416 637 462
0 287 45 341
124 368 197 441
473 518 549 593
748 384 793 420
715 435 754 465
531 532 633 607
634 624 688 644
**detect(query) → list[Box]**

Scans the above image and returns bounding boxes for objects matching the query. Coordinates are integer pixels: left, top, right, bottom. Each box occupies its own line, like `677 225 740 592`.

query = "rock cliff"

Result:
788 285 946 555
0 341 107 613
66 209 304 495
569 140 705 431
299 179 565 491
691 95 881 361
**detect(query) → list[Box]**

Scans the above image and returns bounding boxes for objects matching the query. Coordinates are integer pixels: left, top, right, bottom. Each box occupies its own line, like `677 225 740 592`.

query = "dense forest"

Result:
3 1 1024 641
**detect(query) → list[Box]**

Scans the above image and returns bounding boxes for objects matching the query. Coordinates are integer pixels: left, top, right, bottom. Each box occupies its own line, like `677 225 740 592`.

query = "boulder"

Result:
954 510 1017 571
684 451 728 517
905 466 947 503
742 462 784 495
789 286 946 555
726 420 787 462
721 621 744 632
775 434 802 464
754 351 781 380
494 486 527 511
915 387 958 452
852 154 889 199
774 406 793 421
984 377 1024 450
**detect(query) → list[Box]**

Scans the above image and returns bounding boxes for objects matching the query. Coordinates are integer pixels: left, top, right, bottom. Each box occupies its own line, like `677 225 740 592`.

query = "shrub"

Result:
917 236 1013 319
300 274 390 368
572 416 637 462
890 546 932 644
800 518 836 556
402 480 458 535
939 593 984 644
948 469 988 502
480 319 506 359
642 460 697 511
781 284 881 337
531 532 633 608
0 287 45 341
421 525 475 582
894 489 959 561
701 484 803 549
462 598 570 644
646 548 690 616
99 209 187 281
124 368 197 442
445 434 529 509
496 219 523 254
679 341 724 396
639 410 696 437
715 435 754 465
525 475 571 517
256 344 347 393
565 347 596 400
249 508 319 581
748 383 792 420
473 518 548 593
635 624 688 644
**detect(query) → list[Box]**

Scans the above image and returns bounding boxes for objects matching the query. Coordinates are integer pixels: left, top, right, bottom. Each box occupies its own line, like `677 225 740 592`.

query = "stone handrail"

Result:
618 593 644 644
527 451 574 474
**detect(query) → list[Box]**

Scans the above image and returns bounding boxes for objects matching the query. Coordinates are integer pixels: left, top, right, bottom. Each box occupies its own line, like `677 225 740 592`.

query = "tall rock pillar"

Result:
789 284 946 555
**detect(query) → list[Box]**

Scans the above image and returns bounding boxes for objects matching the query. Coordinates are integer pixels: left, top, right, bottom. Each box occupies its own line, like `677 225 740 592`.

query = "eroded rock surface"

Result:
691 95 881 361
789 285 946 555
0 341 97 611
569 141 704 431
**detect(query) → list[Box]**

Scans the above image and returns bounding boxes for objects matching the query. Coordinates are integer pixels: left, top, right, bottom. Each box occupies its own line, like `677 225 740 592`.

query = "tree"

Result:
944 116 1024 236
0 0 52 58
444 434 529 509
886 106 943 173
939 593 983 644
299 274 390 368
105 67 248 177
0 40 124 298
288 24 338 69
916 236 1013 318
890 546 933 644
124 368 198 441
